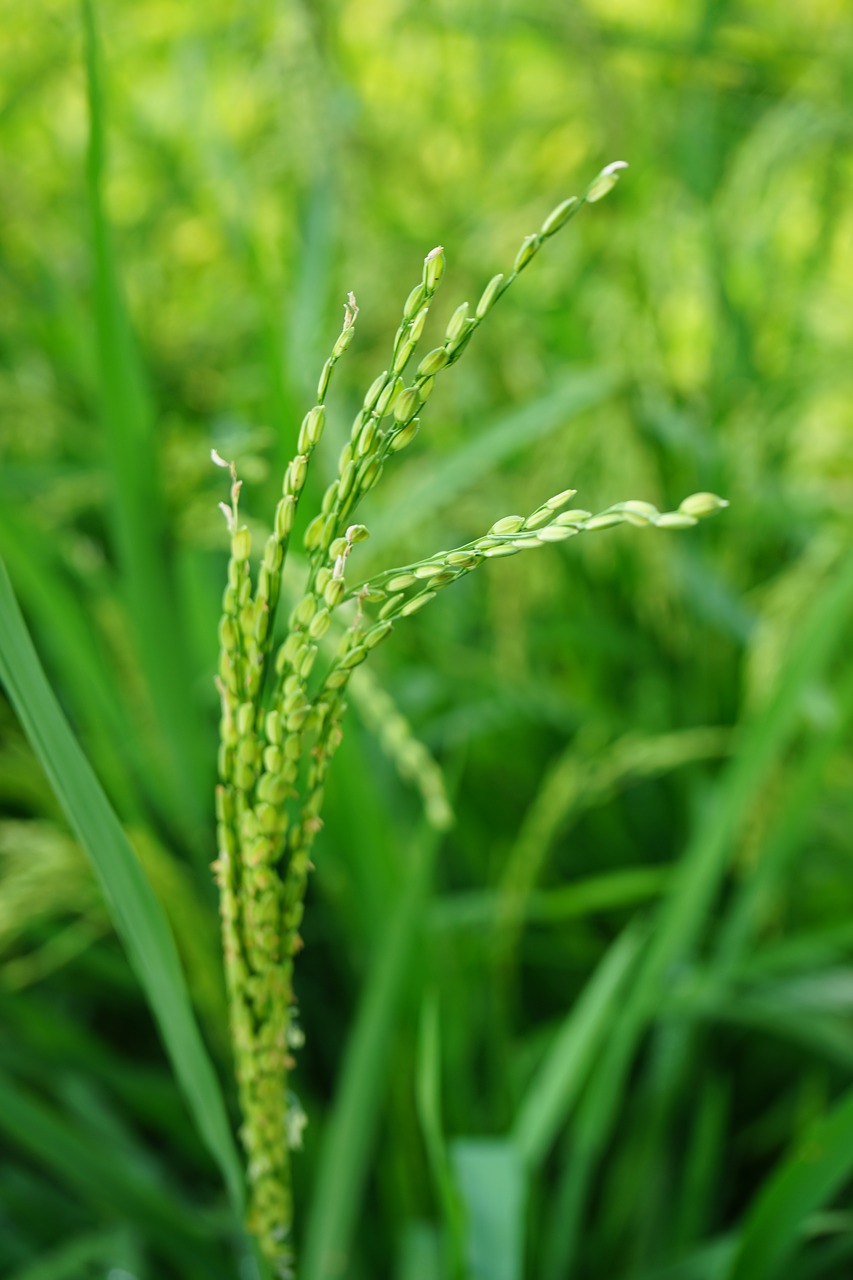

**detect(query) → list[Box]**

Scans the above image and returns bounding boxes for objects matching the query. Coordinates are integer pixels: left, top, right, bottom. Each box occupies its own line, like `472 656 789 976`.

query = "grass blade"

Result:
81 0 208 835
416 993 465 1279
451 1138 527 1280
0 558 244 1220
300 825 441 1280
513 922 644 1171
727 1086 853 1280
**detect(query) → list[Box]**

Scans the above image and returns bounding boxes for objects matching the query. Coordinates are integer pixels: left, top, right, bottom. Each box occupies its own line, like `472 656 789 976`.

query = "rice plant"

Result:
211 160 726 1272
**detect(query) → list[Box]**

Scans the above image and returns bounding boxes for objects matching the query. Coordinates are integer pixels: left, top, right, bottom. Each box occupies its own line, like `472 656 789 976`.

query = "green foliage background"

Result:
1 1 852 1277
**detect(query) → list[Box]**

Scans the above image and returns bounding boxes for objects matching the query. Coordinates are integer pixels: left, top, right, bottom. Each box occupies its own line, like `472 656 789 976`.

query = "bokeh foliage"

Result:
1 0 853 1277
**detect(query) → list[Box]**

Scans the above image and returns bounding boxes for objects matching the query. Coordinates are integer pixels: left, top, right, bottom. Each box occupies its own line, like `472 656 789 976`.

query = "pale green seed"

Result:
536 524 578 542
309 608 331 640
234 762 256 791
394 386 421 423
218 616 237 649
275 495 296 538
678 492 729 518
404 282 426 320
514 234 540 272
232 527 252 561
393 340 417 374
541 196 580 237
522 506 554 530
317 358 333 401
475 273 505 319
338 460 357 502
379 593 405 619
655 512 698 529
291 594 317 629
400 591 436 616
257 773 289 805
287 455 308 493
390 417 420 452
364 621 393 649
619 500 659 518
386 573 417 591
555 509 592 525
340 645 368 669
376 375 403 416
490 514 525 535
356 419 377 457
303 513 325 550
586 160 628 203
482 544 521 557
286 705 312 732
584 512 626 531
445 302 469 343
332 325 355 358
414 563 441 578
306 404 326 447
417 347 449 378
546 488 579 509
359 458 383 492
424 246 445 290
324 578 346 608
364 371 388 412
410 305 430 343
329 536 348 560
299 646 318 678
445 551 479 567
265 711 282 744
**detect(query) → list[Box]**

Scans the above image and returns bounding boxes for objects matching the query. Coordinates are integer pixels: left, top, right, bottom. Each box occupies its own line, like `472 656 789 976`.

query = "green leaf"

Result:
0 558 244 1220
728 1086 853 1280
513 922 644 1171
451 1138 527 1280
301 825 441 1280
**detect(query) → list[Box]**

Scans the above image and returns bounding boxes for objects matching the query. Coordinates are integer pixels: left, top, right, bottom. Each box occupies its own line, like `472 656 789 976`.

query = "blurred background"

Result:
1 1 853 1277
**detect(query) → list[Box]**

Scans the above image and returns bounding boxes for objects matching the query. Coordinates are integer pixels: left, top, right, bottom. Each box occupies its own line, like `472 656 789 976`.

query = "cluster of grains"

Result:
212 160 727 1273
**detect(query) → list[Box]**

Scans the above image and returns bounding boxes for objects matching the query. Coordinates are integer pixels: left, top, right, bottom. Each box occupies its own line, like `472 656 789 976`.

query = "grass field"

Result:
1 2 853 1278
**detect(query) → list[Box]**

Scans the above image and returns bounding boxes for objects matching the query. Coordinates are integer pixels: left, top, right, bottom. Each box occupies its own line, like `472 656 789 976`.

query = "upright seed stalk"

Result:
212 160 727 1273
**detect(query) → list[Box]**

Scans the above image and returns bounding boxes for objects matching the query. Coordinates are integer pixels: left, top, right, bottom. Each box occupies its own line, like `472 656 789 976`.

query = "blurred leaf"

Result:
415 993 465 1279
0 558 244 1221
82 0 208 839
513 922 644 1171
301 825 441 1280
728 1085 853 1280
451 1138 527 1280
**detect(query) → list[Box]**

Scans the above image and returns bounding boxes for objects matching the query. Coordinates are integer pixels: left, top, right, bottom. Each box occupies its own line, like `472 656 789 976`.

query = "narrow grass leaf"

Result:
451 1138 527 1280
301 826 441 1280
8 1230 129 1280
431 866 669 933
81 0 208 834
0 559 244 1219
513 922 644 1171
397 1222 445 1280
415 993 465 1279
540 547 853 1276
0 1070 208 1266
728 1085 853 1280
